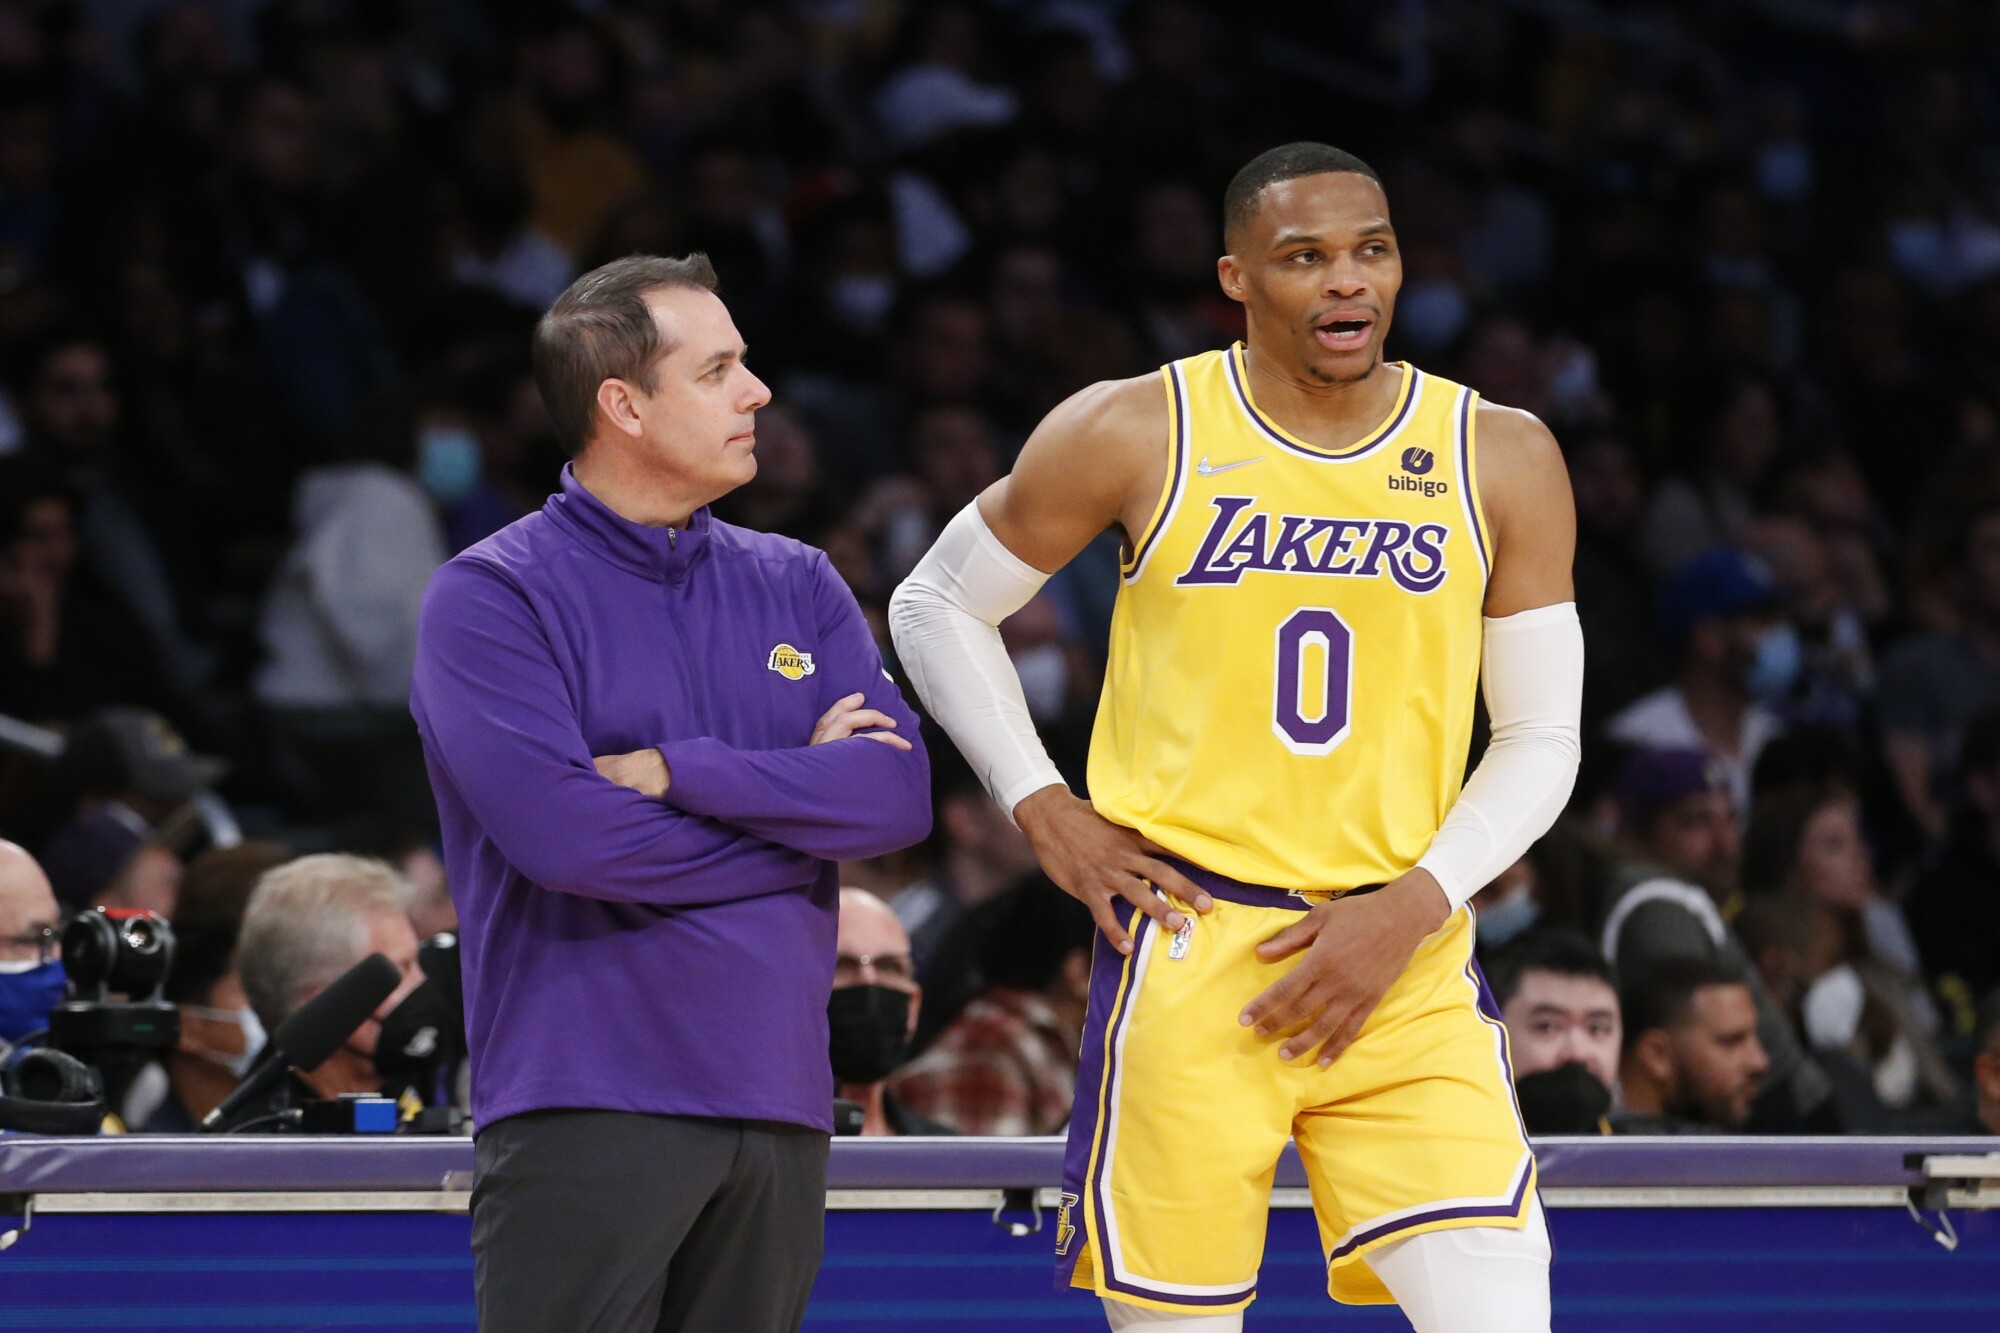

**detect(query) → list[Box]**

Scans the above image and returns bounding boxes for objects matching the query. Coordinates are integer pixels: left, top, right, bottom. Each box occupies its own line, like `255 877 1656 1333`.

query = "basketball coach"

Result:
412 254 931 1333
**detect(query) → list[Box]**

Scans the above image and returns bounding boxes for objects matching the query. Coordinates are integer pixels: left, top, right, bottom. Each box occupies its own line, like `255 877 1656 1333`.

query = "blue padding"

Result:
1 1204 1996 1330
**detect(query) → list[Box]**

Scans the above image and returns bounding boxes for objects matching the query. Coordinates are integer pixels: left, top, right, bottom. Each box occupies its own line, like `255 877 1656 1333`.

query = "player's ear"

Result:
1216 255 1246 304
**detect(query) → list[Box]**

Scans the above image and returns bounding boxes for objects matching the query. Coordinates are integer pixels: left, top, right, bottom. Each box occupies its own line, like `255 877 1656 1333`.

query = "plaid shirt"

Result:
891 987 1081 1136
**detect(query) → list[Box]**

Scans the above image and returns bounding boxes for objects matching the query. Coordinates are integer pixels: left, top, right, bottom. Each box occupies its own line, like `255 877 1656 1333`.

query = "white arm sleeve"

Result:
888 503 1068 819
1414 602 1583 911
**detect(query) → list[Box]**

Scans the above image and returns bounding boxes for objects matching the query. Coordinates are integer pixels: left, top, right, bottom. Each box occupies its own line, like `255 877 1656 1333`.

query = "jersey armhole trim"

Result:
1121 362 1191 583
1457 388 1493 582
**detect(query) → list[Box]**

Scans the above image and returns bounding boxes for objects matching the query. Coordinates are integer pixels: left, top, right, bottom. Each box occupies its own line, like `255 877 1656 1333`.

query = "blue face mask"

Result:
1742 623 1802 702
1475 886 1541 949
418 426 484 506
0 960 67 1043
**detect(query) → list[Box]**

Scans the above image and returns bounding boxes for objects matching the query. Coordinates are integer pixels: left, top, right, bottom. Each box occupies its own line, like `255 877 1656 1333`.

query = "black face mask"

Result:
1514 1062 1613 1135
374 979 453 1093
827 984 913 1085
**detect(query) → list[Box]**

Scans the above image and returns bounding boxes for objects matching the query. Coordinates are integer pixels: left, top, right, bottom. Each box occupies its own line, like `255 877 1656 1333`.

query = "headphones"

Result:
0 1047 106 1136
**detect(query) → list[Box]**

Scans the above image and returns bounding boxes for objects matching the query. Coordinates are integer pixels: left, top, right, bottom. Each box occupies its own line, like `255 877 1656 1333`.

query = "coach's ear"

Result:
1217 254 1246 303
595 375 647 442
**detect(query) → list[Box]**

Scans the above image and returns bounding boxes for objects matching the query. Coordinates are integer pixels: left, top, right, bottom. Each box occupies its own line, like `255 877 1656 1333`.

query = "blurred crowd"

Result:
1 0 2000 1138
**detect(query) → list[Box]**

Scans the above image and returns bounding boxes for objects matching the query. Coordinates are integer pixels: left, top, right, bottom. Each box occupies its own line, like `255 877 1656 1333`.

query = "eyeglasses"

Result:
834 952 914 985
0 923 58 966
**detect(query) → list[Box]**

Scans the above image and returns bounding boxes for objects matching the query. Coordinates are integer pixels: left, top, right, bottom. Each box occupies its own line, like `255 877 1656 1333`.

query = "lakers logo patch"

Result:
766 644 816 680
1054 1192 1080 1256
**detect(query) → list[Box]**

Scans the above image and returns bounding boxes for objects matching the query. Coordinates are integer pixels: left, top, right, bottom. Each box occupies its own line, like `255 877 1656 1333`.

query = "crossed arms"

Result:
413 553 929 909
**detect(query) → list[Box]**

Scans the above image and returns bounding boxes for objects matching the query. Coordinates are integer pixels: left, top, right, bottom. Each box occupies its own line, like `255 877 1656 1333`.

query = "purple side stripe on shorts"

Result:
1325 1155 1535 1264
1055 897 1140 1292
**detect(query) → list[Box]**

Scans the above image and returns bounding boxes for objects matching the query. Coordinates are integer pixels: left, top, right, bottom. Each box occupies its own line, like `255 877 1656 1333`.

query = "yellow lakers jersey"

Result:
1088 343 1492 892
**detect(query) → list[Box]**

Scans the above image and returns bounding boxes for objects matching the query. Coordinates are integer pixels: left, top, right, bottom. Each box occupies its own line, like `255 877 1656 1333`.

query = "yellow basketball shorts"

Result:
1055 859 1537 1314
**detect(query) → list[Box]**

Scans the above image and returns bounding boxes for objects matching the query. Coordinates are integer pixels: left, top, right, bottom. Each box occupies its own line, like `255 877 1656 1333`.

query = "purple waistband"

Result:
1162 857 1384 911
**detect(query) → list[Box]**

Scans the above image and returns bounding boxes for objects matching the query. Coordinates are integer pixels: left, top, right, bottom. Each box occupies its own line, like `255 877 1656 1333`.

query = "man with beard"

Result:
1600 747 1836 1130
1615 957 1770 1134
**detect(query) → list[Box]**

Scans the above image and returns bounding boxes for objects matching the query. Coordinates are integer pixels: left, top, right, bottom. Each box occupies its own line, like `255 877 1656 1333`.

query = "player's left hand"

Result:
1238 870 1451 1066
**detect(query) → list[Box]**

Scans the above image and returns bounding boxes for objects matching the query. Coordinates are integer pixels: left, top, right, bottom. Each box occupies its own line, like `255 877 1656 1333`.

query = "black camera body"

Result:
48 908 180 1114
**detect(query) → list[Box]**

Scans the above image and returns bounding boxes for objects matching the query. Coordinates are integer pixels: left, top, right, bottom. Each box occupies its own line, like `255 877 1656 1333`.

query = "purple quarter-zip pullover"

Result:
411 466 930 1132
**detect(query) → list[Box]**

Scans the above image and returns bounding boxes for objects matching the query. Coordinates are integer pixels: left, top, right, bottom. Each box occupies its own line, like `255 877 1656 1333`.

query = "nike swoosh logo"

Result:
1196 454 1264 476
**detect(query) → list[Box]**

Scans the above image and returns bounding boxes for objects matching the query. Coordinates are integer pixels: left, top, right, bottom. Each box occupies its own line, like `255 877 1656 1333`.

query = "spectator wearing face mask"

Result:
1470 856 1542 953
121 841 293 1132
1489 932 1621 1134
1599 747 1838 1132
830 889 950 1136
0 840 64 1053
233 854 424 1121
1608 548 1796 815
1614 957 1770 1134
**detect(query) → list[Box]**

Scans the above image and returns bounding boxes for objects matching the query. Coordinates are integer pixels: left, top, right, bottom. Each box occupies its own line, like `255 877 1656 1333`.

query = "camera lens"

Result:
114 915 171 995
57 912 119 992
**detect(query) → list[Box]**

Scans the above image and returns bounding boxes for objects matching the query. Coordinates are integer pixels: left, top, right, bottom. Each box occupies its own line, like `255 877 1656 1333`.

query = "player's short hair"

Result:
1486 931 1617 1010
532 253 720 457
1618 955 1749 1054
1223 142 1381 249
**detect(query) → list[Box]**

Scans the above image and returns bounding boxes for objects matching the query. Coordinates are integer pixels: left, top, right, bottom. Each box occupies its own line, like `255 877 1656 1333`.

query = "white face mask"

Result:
183 1004 268 1080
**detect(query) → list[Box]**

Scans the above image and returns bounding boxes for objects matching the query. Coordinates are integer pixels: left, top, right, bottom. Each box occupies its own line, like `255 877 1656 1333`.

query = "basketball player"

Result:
889 143 1580 1331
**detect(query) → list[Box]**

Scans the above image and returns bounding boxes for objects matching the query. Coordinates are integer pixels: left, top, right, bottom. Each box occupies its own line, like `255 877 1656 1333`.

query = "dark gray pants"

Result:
471 1110 829 1333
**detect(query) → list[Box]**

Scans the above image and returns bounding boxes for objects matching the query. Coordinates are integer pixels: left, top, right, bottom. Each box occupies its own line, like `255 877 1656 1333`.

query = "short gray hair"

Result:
238 854 413 1032
532 252 720 457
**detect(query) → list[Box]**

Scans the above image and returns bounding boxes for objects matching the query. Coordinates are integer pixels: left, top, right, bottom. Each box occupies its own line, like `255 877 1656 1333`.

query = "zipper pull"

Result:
667 526 678 550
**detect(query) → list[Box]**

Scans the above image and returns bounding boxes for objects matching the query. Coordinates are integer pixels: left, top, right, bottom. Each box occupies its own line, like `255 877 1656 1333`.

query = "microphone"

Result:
201 953 402 1132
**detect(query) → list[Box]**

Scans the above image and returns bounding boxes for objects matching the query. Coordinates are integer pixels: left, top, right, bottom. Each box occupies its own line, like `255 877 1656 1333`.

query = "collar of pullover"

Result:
544 463 713 583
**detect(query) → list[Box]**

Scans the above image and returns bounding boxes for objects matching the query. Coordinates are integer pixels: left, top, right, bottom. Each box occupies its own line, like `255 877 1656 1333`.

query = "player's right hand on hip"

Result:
1014 787 1212 954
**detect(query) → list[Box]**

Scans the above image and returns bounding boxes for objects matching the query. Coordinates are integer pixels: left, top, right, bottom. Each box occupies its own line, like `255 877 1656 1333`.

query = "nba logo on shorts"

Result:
766 644 816 680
